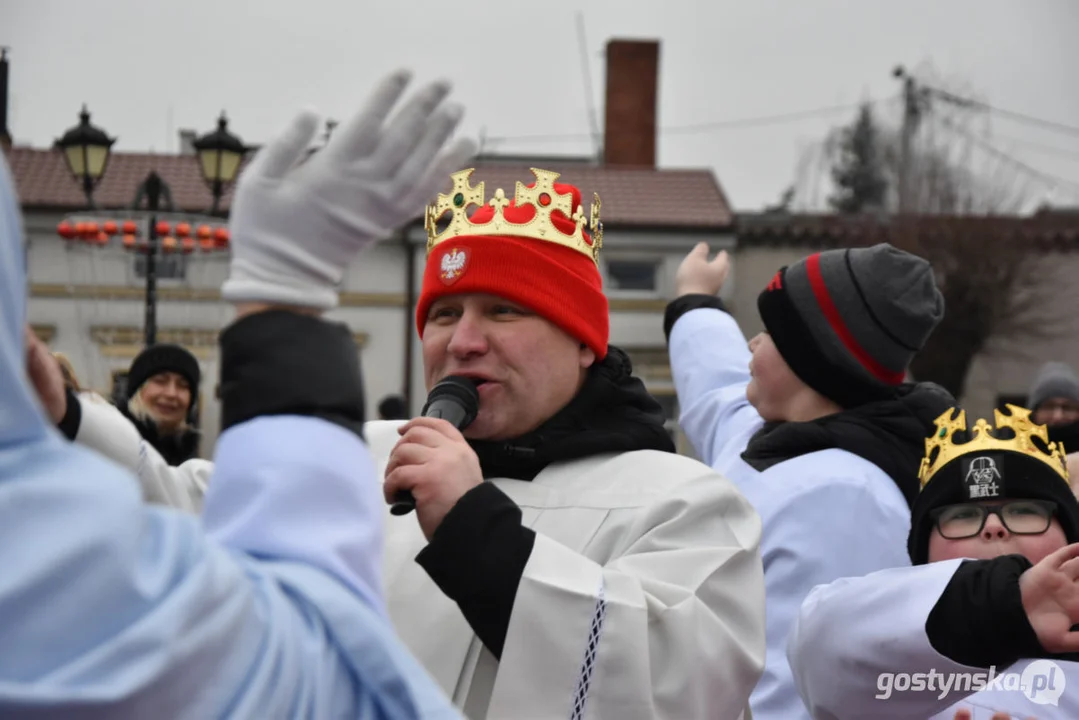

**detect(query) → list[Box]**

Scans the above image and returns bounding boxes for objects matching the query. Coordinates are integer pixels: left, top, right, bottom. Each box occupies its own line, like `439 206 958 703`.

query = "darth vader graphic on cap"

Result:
961 455 1003 500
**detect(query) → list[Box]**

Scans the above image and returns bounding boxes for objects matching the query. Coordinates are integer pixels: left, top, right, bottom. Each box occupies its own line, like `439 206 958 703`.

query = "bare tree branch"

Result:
797 84 1071 399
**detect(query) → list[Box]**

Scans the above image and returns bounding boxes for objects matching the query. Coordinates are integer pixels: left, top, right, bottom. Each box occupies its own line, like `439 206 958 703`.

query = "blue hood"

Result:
0 154 48 447
0 153 460 719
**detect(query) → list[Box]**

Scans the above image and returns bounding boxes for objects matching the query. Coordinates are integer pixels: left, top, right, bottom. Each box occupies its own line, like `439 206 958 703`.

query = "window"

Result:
111 370 129 406
606 259 658 292
133 254 187 280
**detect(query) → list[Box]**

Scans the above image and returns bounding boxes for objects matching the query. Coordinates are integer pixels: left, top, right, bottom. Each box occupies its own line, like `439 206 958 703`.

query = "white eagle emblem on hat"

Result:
439 247 469 285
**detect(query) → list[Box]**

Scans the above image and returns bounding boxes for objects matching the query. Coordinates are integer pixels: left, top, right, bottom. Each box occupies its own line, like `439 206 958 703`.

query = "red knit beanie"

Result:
417 177 609 359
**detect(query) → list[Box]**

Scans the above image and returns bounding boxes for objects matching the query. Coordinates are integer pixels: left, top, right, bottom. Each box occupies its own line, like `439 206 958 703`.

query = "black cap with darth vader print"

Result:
907 406 1079 565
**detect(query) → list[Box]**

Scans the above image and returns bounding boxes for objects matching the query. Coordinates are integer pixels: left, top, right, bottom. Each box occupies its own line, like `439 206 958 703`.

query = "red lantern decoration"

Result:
57 221 76 239
122 234 137 250
162 236 178 253
121 220 138 235
155 221 171 237
213 227 230 248
196 224 212 240
175 222 192 238
181 237 195 254
102 220 119 236
96 231 109 246
84 221 99 237
199 237 215 252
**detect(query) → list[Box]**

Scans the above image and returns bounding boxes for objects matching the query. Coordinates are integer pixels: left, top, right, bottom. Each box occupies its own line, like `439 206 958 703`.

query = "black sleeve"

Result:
217 310 365 436
663 294 729 342
925 554 1045 667
56 386 82 441
415 482 537 659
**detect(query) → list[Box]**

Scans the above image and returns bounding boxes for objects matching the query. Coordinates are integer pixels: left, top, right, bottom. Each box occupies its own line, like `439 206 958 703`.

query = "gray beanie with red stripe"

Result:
757 243 944 408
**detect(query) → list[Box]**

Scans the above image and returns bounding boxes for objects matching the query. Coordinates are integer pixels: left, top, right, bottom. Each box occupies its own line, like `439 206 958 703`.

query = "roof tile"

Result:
6 147 732 229
738 212 1079 249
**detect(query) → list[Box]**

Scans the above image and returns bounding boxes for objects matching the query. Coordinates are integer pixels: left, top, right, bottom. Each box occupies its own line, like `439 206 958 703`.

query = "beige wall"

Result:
30 202 1077 459
727 245 814 338
25 210 734 458
963 251 1079 418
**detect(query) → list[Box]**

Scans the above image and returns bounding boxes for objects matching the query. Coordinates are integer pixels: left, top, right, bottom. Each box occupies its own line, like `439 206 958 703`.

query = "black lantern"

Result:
54 105 115 207
193 111 247 214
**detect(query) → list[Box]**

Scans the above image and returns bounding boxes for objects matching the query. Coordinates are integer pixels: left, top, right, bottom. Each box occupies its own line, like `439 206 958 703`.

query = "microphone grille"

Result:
429 375 480 413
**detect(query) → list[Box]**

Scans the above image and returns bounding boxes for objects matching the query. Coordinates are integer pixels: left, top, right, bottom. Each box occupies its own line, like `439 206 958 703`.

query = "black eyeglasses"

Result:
930 500 1058 539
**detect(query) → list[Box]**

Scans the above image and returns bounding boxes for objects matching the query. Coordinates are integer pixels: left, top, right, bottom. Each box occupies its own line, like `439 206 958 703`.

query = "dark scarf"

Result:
118 405 201 466
741 382 956 507
1048 419 1079 455
468 346 676 480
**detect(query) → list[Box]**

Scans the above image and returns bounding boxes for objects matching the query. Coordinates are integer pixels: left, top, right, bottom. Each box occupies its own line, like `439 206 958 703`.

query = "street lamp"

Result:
193 111 247 214
54 107 240 348
131 171 175 346
54 105 115 207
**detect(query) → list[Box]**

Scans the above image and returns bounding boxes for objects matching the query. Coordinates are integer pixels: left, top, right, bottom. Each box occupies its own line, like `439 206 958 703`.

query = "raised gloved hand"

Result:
675 242 730 298
222 70 476 309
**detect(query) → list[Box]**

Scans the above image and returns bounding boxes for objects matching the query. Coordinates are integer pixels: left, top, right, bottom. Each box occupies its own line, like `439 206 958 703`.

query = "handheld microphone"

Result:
389 375 480 516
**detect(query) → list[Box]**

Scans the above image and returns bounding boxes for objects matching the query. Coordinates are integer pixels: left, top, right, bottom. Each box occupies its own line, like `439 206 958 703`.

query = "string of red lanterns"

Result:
56 219 230 253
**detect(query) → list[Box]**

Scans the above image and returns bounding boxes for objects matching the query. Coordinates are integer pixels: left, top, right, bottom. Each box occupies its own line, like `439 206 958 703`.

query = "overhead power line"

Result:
986 104 1079 139
483 97 895 145
936 114 1079 193
660 99 897 135
924 83 1079 140
992 134 1079 164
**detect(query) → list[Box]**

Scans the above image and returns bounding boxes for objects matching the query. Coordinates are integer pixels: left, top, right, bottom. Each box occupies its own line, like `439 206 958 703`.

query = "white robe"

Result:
64 393 768 718
73 391 210 512
366 420 767 720
669 306 912 720
788 559 1079 719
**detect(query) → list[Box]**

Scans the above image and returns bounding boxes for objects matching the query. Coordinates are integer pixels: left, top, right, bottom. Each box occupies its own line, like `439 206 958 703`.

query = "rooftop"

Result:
6 146 733 230
737 211 1079 249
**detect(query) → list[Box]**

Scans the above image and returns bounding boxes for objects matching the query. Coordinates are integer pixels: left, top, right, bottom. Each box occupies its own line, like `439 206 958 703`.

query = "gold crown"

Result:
918 404 1068 488
424 168 603 264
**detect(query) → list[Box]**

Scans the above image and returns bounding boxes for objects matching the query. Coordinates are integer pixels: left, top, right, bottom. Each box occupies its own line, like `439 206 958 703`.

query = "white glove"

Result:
222 70 476 309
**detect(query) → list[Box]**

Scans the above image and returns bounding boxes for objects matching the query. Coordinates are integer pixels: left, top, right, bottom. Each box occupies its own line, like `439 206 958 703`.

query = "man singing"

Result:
371 169 766 719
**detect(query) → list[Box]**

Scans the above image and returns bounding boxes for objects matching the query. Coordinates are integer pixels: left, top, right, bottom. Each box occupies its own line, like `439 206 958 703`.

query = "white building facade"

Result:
23 178 734 458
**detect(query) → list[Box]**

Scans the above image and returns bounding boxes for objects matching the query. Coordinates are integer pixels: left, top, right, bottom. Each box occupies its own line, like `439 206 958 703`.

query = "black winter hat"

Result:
127 344 200 402
757 243 944 409
907 405 1079 565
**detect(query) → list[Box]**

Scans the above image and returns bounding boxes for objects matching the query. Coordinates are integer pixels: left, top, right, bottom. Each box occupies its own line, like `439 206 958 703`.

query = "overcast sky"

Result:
4 0 1079 209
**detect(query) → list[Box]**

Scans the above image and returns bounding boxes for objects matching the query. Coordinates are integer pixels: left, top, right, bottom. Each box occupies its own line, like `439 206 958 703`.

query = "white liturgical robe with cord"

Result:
365 420 767 720
788 559 1079 719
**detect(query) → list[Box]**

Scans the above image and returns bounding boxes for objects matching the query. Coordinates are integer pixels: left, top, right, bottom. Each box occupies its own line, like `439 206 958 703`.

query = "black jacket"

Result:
118 404 201 466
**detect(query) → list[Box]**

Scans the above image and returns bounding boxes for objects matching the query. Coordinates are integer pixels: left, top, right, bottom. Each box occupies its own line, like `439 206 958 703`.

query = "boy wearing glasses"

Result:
787 405 1079 719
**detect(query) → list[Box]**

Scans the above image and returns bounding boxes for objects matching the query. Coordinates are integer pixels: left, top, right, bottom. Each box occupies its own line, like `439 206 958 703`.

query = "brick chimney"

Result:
0 48 11 152
602 39 659 167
